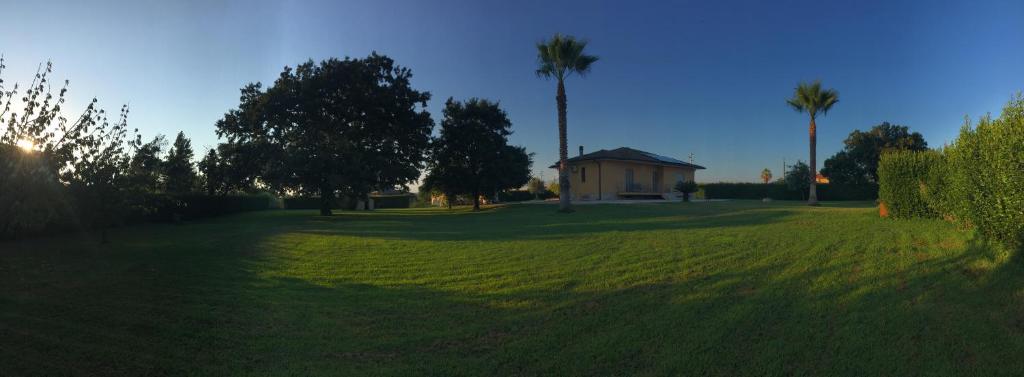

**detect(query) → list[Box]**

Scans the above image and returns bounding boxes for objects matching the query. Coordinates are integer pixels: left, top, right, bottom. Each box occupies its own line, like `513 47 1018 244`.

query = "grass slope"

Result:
1 201 1022 376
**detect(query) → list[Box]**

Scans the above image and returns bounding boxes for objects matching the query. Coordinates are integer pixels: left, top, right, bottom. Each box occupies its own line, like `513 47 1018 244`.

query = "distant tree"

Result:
821 122 928 186
547 180 560 196
164 131 197 194
198 148 224 195
760 168 773 199
215 54 433 215
536 33 599 213
527 177 546 199
424 98 531 211
488 145 533 201
785 161 812 200
127 135 167 194
674 180 699 202
787 80 839 205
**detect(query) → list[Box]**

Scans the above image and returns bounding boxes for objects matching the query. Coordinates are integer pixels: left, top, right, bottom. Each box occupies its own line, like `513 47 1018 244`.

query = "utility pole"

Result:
688 153 695 165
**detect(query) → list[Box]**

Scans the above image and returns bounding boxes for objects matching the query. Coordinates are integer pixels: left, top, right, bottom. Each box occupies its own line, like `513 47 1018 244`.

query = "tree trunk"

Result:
319 182 333 216
556 79 572 212
808 116 819 205
472 188 481 211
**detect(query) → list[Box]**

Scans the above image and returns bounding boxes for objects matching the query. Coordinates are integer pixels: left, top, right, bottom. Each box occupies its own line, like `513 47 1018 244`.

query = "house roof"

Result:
549 147 706 169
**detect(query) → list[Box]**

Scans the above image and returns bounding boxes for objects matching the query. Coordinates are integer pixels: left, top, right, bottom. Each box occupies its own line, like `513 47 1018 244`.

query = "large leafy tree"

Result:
164 131 197 194
536 33 598 213
822 122 928 186
424 98 532 211
786 80 839 205
215 53 433 215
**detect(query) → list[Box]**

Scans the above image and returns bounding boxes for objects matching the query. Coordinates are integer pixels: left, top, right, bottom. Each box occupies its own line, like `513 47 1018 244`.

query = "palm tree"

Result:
536 34 599 212
786 81 838 205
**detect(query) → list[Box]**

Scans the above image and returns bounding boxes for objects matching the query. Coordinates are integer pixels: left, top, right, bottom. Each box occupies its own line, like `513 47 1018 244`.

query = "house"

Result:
550 146 705 200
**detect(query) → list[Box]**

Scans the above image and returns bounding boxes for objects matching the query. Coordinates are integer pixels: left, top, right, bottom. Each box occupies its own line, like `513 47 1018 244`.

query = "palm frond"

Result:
787 80 839 118
535 33 598 80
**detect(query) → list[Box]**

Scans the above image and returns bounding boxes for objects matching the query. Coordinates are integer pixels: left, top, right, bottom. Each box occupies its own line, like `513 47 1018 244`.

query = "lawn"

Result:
1 201 1022 376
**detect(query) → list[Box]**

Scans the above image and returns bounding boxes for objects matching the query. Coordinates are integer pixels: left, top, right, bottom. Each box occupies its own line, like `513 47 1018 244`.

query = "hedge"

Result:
145 193 279 222
498 190 555 202
877 150 941 219
942 96 1024 247
282 197 352 210
371 195 414 208
878 94 1024 248
282 195 413 209
700 183 877 201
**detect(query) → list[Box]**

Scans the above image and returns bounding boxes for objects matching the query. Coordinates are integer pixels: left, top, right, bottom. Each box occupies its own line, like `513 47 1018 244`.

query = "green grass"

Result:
2 201 1022 376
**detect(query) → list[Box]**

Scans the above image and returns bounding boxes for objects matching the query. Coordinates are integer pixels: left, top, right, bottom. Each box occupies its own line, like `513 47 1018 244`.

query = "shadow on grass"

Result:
3 201 1023 375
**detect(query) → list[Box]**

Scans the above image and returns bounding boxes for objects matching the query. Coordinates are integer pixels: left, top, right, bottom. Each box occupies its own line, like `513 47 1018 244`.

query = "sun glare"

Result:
16 139 35 152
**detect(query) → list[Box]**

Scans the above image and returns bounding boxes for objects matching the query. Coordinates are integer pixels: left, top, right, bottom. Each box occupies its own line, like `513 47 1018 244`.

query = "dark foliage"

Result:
674 180 699 202
423 98 532 210
701 183 877 201
214 53 434 216
822 122 928 186
164 131 197 194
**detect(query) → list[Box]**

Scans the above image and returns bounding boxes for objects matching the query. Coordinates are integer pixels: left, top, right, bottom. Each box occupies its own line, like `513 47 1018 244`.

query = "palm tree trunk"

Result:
556 79 572 212
808 116 819 205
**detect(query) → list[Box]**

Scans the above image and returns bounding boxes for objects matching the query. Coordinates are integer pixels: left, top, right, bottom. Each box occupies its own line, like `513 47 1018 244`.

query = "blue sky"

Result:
3 0 1022 183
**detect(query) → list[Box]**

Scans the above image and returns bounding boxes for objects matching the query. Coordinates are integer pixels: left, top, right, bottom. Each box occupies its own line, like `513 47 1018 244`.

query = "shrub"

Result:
283 197 352 210
674 181 699 202
877 150 941 219
699 183 875 201
150 193 277 222
498 189 554 202
371 195 414 208
941 95 1024 247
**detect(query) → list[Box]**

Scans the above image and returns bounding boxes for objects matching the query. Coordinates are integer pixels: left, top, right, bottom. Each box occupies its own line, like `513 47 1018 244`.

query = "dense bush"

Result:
283 197 352 210
146 193 279 222
878 94 1024 248
942 96 1024 247
498 190 554 202
372 195 414 208
700 183 876 201
877 150 941 219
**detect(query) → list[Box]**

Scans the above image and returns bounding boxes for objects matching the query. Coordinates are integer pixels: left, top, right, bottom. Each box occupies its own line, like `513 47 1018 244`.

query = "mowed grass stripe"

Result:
2 201 1023 376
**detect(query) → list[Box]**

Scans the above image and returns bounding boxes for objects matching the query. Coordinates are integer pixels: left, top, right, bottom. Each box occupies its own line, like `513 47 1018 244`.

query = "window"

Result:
581 167 587 182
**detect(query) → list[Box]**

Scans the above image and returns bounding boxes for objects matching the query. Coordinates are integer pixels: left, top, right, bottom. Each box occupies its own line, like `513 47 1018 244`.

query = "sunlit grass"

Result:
1 201 1021 375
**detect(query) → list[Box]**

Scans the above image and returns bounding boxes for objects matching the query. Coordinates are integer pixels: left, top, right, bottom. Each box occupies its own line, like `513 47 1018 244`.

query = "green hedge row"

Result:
282 197 352 210
878 94 1024 248
140 193 279 222
877 150 941 218
700 183 877 201
282 195 413 210
498 190 556 202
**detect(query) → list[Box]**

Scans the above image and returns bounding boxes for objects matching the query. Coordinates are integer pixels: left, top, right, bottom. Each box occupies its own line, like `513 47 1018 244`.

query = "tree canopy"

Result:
423 98 532 210
164 131 197 194
214 53 434 215
822 122 928 186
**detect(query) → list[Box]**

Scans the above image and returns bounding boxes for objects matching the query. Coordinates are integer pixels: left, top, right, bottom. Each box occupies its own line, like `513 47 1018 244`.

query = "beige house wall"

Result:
565 160 697 201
